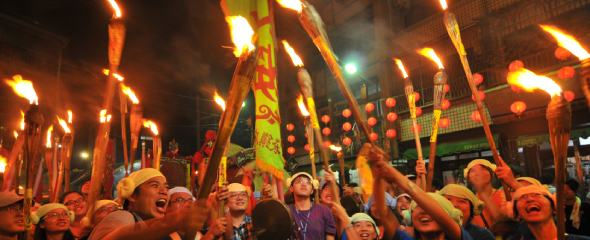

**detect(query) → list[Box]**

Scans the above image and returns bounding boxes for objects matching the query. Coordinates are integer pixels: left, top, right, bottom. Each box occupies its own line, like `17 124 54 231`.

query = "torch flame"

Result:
277 0 303 12
68 110 73 124
439 0 448 10
297 95 310 116
107 115 112 122
14 131 18 139
226 16 255 57
121 84 140 104
143 120 159 136
5 75 38 105
0 156 6 173
507 68 562 97
417 48 444 69
539 25 590 60
329 145 342 152
100 110 107 123
108 0 122 18
57 116 71 133
46 125 53 148
282 40 304 67
393 59 409 78
102 69 124 81
20 111 24 130
214 92 226 111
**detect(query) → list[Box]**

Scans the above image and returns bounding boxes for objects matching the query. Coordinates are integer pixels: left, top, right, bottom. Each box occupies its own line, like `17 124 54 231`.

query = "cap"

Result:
0 192 23 208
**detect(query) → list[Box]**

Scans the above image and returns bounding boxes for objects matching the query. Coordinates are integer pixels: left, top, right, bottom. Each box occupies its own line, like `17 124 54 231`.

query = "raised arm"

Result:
368 146 400 240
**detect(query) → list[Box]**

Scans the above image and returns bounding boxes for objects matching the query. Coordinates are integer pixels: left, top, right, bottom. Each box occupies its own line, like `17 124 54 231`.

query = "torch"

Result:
120 84 139 175
329 145 344 187
119 84 129 176
296 95 320 203
143 120 161 170
508 68 567 240
439 0 511 198
277 0 374 145
5 75 43 239
415 49 448 192
213 92 231 218
127 87 142 174
393 59 427 190
539 25 590 109
186 16 259 239
64 111 74 192
35 125 52 197
2 132 24 192
54 115 72 199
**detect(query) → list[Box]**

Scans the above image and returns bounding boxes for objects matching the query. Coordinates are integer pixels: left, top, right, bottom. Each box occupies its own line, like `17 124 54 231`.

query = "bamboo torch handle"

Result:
119 86 129 176
305 118 319 203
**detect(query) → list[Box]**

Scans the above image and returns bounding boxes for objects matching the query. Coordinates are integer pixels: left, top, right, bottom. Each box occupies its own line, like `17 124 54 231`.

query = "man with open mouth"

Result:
0 192 25 240
86 168 209 240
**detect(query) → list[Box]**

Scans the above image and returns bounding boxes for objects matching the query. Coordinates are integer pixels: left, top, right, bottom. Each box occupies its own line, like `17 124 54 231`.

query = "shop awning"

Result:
515 128 590 148
403 134 500 159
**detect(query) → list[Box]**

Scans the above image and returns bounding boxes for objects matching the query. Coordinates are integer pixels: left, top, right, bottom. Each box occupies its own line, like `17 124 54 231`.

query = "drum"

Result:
252 199 294 240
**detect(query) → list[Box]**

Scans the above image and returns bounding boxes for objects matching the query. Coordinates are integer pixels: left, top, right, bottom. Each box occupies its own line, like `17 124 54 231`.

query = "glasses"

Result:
230 192 248 199
64 198 86 206
517 193 545 202
0 205 23 213
171 197 194 204
294 179 311 185
98 205 119 213
44 212 72 220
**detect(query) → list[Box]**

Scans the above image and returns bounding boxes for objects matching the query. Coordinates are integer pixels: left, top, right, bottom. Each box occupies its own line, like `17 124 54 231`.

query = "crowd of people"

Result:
1 143 590 240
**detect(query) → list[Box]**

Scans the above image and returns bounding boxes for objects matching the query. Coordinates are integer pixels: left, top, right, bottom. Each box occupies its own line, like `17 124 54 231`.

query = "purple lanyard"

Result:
295 204 312 240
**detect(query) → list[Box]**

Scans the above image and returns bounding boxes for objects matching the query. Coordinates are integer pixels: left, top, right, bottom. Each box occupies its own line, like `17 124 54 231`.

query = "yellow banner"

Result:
430 110 442 142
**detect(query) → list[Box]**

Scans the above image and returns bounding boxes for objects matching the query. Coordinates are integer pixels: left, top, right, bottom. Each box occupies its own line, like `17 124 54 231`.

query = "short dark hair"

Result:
58 191 84 204
320 182 343 198
347 183 359 188
34 220 76 240
565 178 580 193
432 178 444 190
540 174 555 185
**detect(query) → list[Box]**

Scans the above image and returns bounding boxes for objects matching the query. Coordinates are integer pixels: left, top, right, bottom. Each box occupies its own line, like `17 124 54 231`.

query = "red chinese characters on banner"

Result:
101 139 116 199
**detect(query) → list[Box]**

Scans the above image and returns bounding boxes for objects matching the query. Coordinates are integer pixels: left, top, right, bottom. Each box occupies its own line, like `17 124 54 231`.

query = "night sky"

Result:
1 0 257 169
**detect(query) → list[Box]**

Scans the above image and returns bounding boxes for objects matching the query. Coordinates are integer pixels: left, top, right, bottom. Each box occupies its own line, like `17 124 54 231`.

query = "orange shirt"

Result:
472 189 508 229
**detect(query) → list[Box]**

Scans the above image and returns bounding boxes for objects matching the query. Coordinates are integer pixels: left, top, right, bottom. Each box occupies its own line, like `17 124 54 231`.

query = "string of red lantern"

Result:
553 47 576 102
385 98 397 139
342 109 352 146
286 123 295 155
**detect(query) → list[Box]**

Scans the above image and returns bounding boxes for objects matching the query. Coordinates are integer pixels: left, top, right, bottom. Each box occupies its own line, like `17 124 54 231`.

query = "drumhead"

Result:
252 199 294 240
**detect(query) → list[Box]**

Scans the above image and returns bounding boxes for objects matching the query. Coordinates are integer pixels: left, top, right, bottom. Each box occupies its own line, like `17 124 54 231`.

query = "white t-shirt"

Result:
87 210 148 240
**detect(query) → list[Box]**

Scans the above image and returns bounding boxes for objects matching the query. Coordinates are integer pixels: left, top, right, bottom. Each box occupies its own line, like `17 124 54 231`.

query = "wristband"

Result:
344 224 353 231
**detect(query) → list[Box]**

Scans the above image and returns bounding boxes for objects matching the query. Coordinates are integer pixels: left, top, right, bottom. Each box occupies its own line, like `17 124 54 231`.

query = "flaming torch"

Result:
277 0 373 145
120 84 139 176
186 15 259 239
329 145 345 187
213 92 230 219
508 68 567 240
393 59 427 190
416 49 448 192
296 94 320 203
55 115 73 198
143 120 161 170
5 75 43 238
539 25 590 109
2 121 25 193
124 85 142 175
439 0 511 199
44 125 56 200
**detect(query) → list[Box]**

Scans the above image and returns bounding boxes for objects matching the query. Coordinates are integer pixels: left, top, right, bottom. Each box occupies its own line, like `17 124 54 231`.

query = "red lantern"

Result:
473 73 483 85
511 84 522 92
472 90 485 101
444 84 450 93
411 124 422 133
564 91 575 102
558 66 575 80
367 117 377 126
414 92 420 101
415 107 422 116
343 137 352 146
286 124 294 131
386 98 396 107
510 101 526 114
387 112 398 122
304 144 310 151
441 100 450 110
305 133 308 138
365 103 375 113
322 127 331 136
288 135 295 143
321 115 331 123
342 109 351 118
386 129 396 138
555 47 571 60
342 122 352 131
323 141 331 148
471 111 482 122
509 60 524 72
287 147 295 155
369 133 378 141
439 118 450 128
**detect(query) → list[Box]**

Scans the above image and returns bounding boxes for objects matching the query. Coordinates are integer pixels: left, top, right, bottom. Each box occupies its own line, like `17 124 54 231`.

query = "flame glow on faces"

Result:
417 48 444 69
297 95 310 116
46 125 53 148
507 68 562 97
108 0 122 18
277 0 303 12
0 156 6 173
226 16 255 57
539 25 590 60
282 40 304 67
20 111 24 130
5 75 38 105
214 92 226 111
57 116 71 133
102 69 124 81
440 0 448 10
100 110 107 123
329 145 342 152
68 110 73 124
393 59 409 78
121 84 139 104
143 120 159 135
